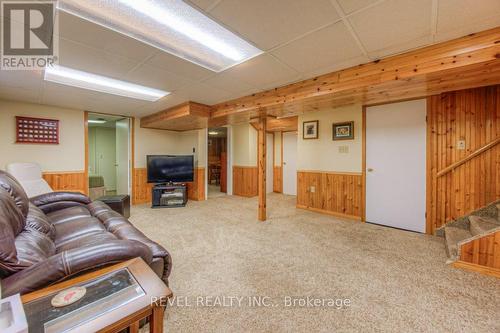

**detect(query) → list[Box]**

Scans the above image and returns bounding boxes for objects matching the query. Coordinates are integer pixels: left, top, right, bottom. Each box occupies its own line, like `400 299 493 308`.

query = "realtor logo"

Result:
1 1 58 70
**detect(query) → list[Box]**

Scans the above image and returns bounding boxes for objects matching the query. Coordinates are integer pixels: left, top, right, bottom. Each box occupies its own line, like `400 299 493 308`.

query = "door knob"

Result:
367 168 374 172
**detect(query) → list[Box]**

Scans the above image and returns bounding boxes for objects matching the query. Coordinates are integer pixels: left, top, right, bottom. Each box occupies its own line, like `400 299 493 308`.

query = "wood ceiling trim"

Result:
211 27 500 118
140 101 211 131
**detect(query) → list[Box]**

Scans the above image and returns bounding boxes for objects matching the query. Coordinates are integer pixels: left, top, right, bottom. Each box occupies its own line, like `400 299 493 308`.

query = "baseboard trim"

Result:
296 204 362 221
452 260 500 278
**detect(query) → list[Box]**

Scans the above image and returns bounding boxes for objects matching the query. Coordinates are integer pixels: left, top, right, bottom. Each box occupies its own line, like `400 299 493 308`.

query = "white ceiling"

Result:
1 0 499 117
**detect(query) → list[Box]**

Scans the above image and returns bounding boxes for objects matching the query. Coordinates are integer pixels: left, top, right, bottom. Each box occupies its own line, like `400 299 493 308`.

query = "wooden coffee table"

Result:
21 258 172 333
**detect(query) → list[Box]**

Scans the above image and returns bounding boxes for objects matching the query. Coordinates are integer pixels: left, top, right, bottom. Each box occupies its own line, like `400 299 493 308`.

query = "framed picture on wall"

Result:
303 120 319 139
332 121 354 140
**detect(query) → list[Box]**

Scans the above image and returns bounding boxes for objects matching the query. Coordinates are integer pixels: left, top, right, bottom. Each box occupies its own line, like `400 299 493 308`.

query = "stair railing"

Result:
436 137 500 178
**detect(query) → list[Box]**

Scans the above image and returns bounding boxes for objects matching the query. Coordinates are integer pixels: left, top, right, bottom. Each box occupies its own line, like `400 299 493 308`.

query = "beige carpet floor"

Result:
130 193 500 333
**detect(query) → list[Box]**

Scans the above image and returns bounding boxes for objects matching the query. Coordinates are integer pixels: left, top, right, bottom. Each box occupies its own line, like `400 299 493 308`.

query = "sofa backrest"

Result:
0 170 30 218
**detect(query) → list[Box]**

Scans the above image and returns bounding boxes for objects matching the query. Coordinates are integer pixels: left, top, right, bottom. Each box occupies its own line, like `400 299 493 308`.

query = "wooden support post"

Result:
258 116 267 221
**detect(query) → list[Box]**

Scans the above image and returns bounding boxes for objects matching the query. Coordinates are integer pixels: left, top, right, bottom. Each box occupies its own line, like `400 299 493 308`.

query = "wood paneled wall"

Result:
273 166 282 193
427 85 500 233
132 167 205 205
233 166 258 197
459 231 500 271
43 171 87 194
297 171 362 220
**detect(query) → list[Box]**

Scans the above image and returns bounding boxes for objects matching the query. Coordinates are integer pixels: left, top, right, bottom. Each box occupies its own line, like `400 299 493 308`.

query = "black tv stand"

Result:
151 183 187 208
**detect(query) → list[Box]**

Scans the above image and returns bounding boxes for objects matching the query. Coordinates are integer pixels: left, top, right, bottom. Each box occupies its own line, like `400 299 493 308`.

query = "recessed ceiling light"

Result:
88 119 107 124
208 131 218 135
58 0 263 72
44 65 169 101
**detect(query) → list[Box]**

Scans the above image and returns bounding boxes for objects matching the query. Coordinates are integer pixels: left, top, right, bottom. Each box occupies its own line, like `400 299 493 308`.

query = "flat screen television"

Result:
147 155 194 183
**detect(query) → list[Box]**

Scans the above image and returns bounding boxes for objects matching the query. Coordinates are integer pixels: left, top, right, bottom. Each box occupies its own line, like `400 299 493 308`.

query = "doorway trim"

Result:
84 111 134 198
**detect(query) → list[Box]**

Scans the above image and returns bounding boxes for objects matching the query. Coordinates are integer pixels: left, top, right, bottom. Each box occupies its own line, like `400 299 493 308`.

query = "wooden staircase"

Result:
438 200 500 278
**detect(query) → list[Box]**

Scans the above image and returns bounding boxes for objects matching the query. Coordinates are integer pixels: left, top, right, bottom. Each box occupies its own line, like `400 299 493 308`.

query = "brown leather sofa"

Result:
0 170 171 297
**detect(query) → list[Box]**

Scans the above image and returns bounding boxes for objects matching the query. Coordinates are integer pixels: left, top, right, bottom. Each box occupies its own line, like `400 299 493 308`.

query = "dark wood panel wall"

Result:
427 85 500 233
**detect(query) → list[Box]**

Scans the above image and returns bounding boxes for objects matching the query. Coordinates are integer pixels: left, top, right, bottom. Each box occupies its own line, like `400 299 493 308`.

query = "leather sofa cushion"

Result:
0 171 30 218
54 216 106 249
47 205 91 225
15 229 55 267
89 201 168 258
0 190 25 277
56 231 117 252
26 203 55 239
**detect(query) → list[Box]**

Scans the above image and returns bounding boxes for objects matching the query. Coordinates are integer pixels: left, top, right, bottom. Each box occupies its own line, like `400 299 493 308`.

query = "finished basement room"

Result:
0 1 499 332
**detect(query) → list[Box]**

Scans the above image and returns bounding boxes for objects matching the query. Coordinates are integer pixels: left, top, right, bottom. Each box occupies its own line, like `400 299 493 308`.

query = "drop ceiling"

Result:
0 0 499 118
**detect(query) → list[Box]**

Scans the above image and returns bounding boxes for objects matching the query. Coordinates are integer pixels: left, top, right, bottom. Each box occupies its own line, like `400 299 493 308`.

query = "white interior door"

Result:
366 99 427 233
282 132 297 195
95 127 116 192
115 118 130 195
266 133 274 193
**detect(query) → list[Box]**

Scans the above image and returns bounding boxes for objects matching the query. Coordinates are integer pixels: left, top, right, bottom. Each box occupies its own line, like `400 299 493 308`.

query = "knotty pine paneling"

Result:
43 171 86 194
233 166 258 197
132 167 205 205
273 166 282 193
297 171 362 220
459 231 500 270
428 85 500 233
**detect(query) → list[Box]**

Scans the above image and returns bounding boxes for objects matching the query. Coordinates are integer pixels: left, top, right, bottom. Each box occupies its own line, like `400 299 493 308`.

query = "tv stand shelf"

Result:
152 183 187 208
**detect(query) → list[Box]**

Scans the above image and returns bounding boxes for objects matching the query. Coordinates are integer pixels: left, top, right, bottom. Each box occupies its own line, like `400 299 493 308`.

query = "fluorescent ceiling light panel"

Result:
58 0 263 72
44 65 169 101
88 119 107 124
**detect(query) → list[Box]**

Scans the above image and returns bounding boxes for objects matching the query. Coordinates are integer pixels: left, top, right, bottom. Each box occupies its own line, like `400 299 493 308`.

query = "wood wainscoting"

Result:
427 85 500 233
454 230 500 278
132 167 205 205
233 166 258 197
297 171 363 220
42 171 87 194
273 166 282 193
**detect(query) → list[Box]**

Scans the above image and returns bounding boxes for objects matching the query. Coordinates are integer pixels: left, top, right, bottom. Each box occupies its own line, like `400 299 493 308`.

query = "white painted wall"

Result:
232 123 258 166
0 100 85 172
297 104 363 173
274 132 282 166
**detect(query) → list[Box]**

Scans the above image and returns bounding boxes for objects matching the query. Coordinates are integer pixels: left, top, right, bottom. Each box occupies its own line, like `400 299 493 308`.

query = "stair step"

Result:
444 226 472 259
469 215 500 236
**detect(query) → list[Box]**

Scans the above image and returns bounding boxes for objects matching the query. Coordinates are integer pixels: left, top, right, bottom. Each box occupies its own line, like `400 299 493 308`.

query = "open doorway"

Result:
207 127 227 199
87 113 132 200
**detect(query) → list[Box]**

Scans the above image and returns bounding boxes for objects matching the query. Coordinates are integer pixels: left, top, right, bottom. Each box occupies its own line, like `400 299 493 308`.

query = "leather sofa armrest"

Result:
31 192 91 214
0 240 152 297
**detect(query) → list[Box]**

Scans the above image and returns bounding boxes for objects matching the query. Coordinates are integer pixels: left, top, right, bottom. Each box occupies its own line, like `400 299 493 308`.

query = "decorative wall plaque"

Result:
16 116 59 144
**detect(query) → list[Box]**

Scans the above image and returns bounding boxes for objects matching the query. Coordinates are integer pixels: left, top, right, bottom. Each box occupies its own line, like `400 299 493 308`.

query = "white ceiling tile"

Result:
185 0 220 11
271 21 364 74
349 0 432 52
337 0 380 14
146 52 213 81
435 0 500 42
173 82 233 105
0 70 43 91
57 11 158 62
366 35 432 59
0 86 40 104
300 55 370 79
58 39 138 79
125 64 195 92
218 54 301 89
210 0 340 50
201 72 256 94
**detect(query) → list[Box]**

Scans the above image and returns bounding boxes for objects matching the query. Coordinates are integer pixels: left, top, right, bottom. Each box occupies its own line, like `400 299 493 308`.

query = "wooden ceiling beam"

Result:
141 101 211 131
211 27 500 119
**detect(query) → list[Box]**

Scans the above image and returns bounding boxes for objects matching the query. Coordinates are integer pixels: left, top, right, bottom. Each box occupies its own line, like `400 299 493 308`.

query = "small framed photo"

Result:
303 120 319 139
332 121 354 140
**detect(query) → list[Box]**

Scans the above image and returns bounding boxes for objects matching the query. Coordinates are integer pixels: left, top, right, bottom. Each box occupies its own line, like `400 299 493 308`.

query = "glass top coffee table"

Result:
21 258 172 333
